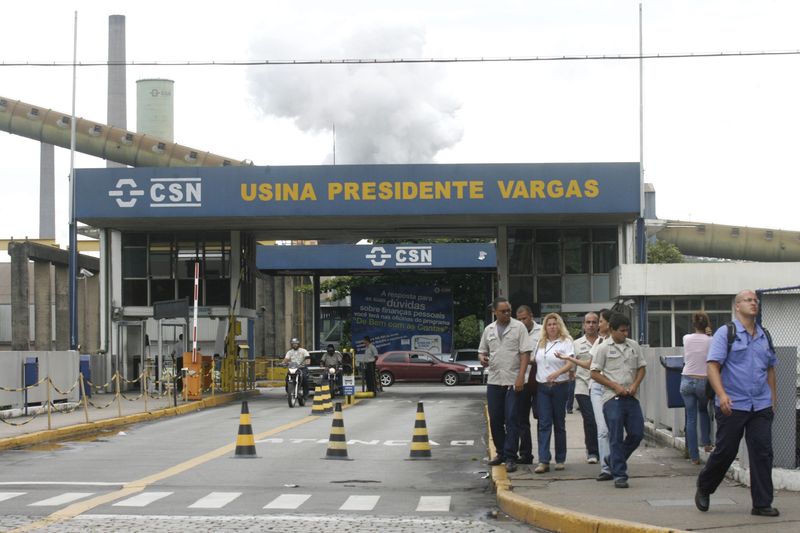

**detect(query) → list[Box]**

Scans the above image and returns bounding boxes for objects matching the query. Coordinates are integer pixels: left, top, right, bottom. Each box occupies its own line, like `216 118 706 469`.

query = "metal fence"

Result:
640 286 800 469
758 285 800 469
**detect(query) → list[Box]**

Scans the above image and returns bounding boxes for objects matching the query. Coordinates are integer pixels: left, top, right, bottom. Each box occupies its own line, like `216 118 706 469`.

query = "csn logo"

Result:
108 177 202 208
365 246 432 267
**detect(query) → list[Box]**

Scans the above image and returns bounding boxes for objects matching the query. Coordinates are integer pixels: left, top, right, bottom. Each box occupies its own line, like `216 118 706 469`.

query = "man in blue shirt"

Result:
695 290 779 517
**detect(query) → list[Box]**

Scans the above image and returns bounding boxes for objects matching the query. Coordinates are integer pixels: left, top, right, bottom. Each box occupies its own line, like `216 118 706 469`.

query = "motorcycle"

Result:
285 362 306 408
324 365 342 397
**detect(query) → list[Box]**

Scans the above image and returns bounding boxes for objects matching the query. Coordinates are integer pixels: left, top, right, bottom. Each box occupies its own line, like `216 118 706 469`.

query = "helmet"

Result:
290 337 300 346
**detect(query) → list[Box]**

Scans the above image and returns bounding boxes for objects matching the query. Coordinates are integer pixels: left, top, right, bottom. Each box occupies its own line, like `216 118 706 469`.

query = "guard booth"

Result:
153 299 190 396
113 320 147 392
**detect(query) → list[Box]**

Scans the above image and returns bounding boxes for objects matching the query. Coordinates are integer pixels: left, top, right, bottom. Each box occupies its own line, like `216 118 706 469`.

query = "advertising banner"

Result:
351 285 453 359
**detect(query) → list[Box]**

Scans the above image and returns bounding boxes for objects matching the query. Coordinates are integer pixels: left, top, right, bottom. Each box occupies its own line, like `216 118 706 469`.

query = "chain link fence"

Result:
758 285 799 469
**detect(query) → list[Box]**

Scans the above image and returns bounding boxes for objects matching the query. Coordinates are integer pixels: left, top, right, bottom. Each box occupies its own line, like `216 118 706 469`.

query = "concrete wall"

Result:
613 262 800 297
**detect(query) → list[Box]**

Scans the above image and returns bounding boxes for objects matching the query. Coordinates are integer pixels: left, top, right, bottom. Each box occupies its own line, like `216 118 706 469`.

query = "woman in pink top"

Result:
680 311 713 463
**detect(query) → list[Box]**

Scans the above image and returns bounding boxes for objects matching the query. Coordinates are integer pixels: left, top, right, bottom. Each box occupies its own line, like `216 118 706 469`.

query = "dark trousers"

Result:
487 384 519 461
566 380 576 412
603 396 644 480
515 388 534 462
575 393 599 458
697 407 774 508
364 361 377 392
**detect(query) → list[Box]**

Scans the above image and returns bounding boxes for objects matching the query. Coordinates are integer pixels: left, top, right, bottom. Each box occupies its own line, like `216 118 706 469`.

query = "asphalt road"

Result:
0 384 540 532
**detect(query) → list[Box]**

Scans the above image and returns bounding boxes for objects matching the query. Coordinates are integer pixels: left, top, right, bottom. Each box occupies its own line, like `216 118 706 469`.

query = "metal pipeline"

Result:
648 219 800 262
0 96 248 167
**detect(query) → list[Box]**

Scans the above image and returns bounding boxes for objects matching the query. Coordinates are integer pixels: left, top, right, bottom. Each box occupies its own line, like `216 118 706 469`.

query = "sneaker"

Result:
614 478 629 489
487 456 504 466
554 463 565 471
534 463 550 474
505 461 518 473
587 456 599 464
596 472 614 481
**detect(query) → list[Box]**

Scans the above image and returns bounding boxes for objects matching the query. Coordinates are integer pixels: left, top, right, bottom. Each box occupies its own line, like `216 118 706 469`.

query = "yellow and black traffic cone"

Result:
233 401 258 458
321 383 333 414
310 385 326 415
409 401 432 459
324 402 351 460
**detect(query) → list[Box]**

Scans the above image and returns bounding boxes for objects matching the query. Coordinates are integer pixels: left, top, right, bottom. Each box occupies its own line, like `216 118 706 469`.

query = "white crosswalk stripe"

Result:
264 493 311 509
2 490 459 513
188 492 242 509
29 492 95 506
416 495 451 512
339 495 380 511
113 492 174 507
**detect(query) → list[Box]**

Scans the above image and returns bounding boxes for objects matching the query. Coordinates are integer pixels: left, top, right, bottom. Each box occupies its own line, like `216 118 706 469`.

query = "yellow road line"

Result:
9 413 329 532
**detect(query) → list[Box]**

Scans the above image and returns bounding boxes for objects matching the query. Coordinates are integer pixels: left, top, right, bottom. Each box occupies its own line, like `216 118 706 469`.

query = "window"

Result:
383 353 406 363
646 296 734 347
508 225 620 305
121 232 233 307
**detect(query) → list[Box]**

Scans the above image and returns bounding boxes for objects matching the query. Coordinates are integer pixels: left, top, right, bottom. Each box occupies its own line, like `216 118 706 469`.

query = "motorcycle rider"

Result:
283 337 310 398
321 344 344 393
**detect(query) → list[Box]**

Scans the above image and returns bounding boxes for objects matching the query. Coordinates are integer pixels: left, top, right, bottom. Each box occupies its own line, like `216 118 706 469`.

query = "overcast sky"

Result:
2 0 799 246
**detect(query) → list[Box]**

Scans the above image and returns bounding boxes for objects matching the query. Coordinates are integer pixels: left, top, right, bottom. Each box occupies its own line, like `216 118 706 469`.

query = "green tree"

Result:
454 314 483 350
647 239 684 264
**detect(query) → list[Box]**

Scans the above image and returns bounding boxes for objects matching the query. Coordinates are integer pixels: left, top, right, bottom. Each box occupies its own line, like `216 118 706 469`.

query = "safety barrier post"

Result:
46 377 52 430
143 371 149 413
80 372 89 424
115 371 122 418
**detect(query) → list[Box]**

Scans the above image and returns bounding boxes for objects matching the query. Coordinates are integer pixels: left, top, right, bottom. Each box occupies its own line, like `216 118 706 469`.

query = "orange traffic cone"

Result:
409 401 432 459
233 401 258 458
324 402 351 460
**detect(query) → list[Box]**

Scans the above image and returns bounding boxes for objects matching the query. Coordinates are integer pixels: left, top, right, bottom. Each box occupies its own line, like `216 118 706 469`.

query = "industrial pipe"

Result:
0 96 248 168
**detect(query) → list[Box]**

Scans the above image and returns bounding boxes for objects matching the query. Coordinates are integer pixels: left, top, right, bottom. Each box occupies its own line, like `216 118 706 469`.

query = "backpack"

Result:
705 322 774 400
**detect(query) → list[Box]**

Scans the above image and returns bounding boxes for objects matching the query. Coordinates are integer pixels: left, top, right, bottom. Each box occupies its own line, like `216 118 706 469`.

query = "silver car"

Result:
447 349 485 383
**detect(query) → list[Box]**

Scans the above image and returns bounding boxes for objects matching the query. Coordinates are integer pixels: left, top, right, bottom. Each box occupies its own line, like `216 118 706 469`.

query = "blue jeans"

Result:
602 396 644 481
679 375 711 461
536 382 568 464
486 384 520 461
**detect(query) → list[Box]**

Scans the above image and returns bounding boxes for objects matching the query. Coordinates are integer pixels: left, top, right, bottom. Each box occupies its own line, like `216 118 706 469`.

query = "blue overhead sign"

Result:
257 243 496 272
74 163 640 222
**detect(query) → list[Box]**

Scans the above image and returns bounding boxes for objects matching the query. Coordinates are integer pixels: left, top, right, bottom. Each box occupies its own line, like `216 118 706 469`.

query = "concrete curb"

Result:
0 390 259 451
484 405 689 533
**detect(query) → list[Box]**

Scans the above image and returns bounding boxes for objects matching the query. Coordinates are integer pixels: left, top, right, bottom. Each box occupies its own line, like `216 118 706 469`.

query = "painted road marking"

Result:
113 492 173 507
264 493 311 509
7 414 323 533
189 492 242 509
0 492 26 502
29 492 95 506
416 495 451 512
339 495 380 511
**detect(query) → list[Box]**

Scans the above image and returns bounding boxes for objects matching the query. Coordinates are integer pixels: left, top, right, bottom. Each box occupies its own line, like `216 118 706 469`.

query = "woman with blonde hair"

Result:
533 313 574 473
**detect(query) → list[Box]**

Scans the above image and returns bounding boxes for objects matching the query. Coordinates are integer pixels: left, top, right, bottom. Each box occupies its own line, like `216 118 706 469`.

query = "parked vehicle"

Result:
376 351 470 387
285 362 306 408
447 349 485 383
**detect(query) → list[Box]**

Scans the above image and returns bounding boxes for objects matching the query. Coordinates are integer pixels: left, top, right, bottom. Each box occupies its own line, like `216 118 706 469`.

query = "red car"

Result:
376 351 471 387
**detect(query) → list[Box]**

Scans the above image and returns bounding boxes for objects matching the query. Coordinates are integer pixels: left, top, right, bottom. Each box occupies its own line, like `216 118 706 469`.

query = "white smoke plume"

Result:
247 25 463 164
